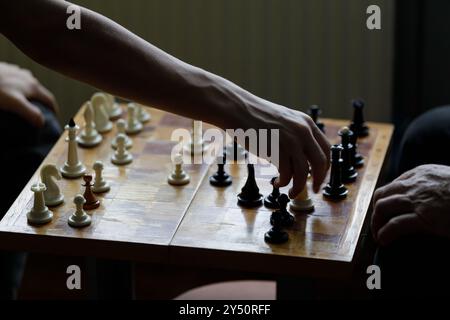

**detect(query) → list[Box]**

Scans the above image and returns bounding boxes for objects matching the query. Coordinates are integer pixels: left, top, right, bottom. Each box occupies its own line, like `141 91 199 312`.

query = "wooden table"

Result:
0 104 393 299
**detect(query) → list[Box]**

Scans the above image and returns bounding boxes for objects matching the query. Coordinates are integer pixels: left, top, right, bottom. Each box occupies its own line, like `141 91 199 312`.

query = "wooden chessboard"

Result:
0 102 393 279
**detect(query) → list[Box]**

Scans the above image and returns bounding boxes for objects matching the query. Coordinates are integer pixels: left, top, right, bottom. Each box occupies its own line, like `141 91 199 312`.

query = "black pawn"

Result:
323 145 348 200
309 105 325 133
270 194 295 228
264 177 280 209
265 195 290 244
349 129 364 168
339 127 358 183
209 153 232 187
237 164 263 208
349 99 369 137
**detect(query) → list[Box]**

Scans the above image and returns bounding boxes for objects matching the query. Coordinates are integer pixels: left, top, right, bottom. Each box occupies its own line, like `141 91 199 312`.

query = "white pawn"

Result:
68 194 92 228
77 102 102 147
111 119 132 150
40 164 64 207
168 154 190 186
27 182 53 225
289 185 314 212
125 103 143 134
92 161 110 193
184 120 208 155
111 134 133 165
104 93 122 119
91 93 113 133
136 103 151 123
60 119 86 179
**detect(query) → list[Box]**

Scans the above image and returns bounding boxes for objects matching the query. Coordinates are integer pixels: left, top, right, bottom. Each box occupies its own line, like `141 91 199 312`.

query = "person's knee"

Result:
398 106 450 174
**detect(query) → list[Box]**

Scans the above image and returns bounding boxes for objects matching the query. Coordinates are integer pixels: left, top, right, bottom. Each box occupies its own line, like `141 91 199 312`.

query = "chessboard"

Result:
0 96 393 279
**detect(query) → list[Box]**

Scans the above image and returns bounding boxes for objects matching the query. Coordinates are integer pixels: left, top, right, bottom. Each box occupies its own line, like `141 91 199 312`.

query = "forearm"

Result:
0 0 259 129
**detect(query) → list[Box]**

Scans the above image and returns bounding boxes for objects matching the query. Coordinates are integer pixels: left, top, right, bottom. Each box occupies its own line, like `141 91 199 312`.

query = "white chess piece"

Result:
91 93 113 133
111 134 133 165
40 164 64 207
104 93 122 119
136 103 151 123
125 103 143 134
92 161 110 193
68 194 92 228
289 186 314 212
111 119 132 150
168 154 190 186
77 102 102 147
27 182 53 225
60 120 86 178
184 120 208 155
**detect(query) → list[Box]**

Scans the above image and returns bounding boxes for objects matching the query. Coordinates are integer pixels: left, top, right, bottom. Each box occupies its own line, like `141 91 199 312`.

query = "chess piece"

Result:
184 120 208 155
111 119 133 150
40 164 64 207
111 134 133 165
339 127 358 183
309 105 325 133
237 164 263 208
104 93 122 119
91 93 113 133
349 129 364 168
323 145 348 200
27 182 53 225
136 103 151 123
264 195 291 244
77 102 102 148
68 194 92 228
289 186 314 212
271 194 294 227
82 174 100 210
60 119 86 179
168 154 190 186
264 177 280 209
125 103 143 135
349 99 369 137
225 140 247 162
92 161 110 193
209 153 232 187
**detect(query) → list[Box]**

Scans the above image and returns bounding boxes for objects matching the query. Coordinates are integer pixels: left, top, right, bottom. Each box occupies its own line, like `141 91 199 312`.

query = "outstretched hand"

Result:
246 101 330 198
372 164 450 246
0 62 58 127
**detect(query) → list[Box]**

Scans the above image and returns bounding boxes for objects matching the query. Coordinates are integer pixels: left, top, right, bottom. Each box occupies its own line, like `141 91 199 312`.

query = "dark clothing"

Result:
375 105 450 299
0 101 61 299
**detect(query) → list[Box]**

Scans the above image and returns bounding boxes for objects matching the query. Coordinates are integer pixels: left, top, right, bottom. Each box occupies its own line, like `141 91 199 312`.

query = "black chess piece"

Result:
349 99 369 137
339 127 358 183
309 105 325 133
82 174 100 210
265 197 290 244
264 177 280 209
270 194 294 227
237 164 263 207
323 145 348 200
209 152 232 187
349 128 364 168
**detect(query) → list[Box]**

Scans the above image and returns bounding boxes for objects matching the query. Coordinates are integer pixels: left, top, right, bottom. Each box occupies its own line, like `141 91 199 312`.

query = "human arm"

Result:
0 0 329 195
